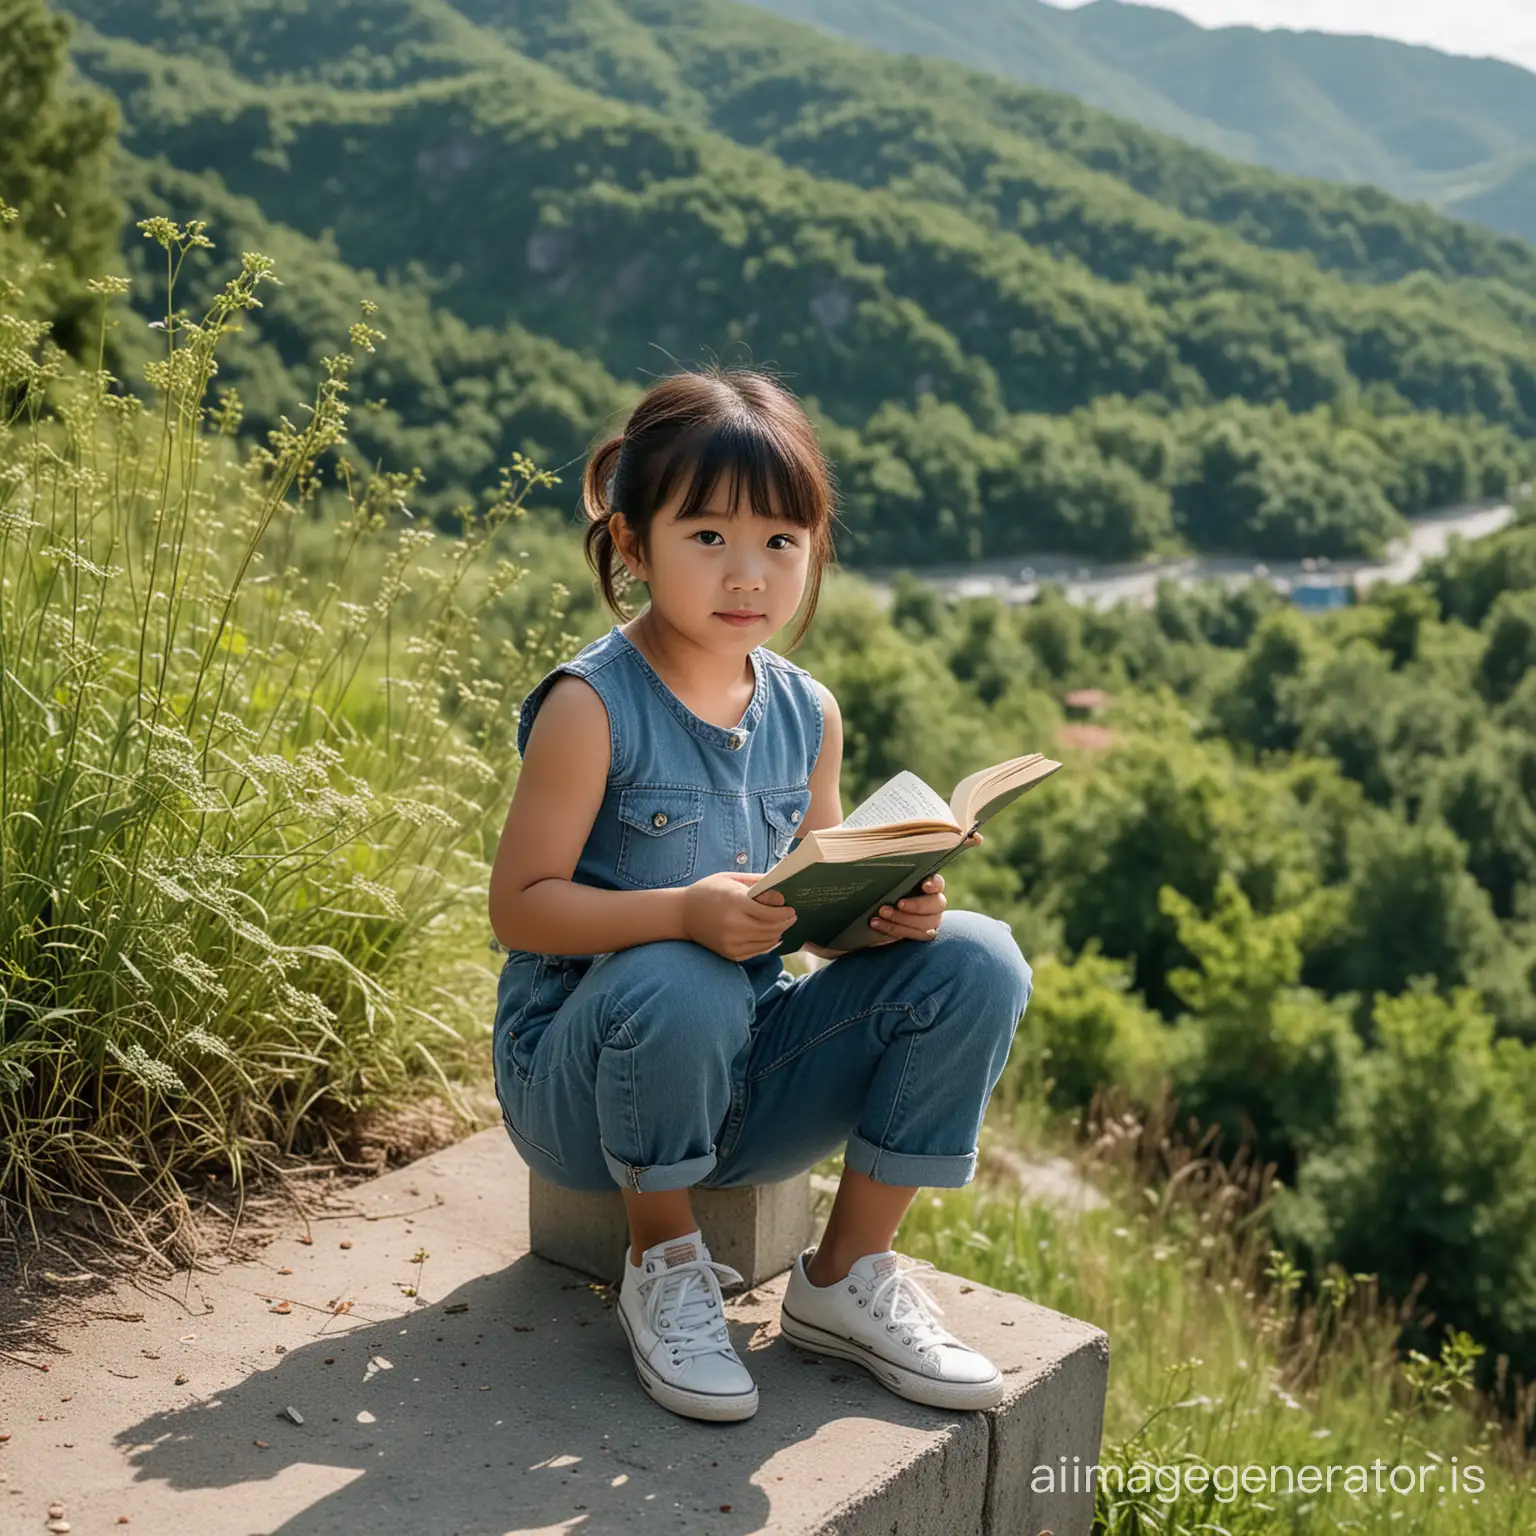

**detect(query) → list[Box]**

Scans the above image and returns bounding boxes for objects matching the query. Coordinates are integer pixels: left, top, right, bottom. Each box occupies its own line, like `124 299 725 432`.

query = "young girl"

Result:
488 368 1034 1424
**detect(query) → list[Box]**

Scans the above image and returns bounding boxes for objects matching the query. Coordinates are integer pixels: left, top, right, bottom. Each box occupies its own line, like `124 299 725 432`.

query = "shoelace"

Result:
643 1255 745 1361
868 1259 955 1355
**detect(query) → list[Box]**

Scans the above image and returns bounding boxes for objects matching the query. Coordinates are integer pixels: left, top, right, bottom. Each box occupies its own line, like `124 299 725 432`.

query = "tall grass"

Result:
0 213 575 1255
903 1098 1534 1533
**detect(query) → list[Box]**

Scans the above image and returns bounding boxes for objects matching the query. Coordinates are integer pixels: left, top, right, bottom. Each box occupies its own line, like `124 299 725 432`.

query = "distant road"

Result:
858 501 1516 612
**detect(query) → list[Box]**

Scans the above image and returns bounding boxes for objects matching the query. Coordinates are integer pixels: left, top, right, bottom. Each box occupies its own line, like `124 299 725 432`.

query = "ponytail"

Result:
581 434 630 616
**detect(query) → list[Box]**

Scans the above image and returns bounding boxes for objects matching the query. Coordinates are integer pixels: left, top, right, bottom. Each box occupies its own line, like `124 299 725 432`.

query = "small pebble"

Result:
253 1440 268 1450
339 1241 352 1250
276 1267 293 1277
0 1432 9 1442
117 1518 131 1525
323 1358 335 1366
174 1373 188 1386
47 1522 69 1534
282 1407 304 1426
269 1302 292 1315
48 1503 65 1518
298 1235 314 1246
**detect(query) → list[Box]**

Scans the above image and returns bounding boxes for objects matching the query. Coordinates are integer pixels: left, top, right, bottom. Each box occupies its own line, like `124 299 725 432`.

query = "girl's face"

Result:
615 478 813 649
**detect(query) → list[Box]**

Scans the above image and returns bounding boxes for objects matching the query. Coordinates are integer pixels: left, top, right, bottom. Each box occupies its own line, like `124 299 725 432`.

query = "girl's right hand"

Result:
683 871 798 962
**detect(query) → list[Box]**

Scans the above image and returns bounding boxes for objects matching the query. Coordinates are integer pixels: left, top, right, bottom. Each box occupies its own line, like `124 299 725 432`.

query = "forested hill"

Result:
748 0 1536 246
49 0 1536 565
67 0 1536 292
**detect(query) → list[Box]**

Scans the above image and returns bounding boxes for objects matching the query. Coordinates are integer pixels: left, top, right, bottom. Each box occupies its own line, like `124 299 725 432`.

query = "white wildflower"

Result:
349 875 406 918
110 1041 186 1095
171 953 228 1000
176 1026 234 1062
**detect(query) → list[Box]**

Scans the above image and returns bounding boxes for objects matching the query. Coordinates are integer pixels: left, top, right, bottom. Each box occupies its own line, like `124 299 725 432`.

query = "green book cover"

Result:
768 839 969 955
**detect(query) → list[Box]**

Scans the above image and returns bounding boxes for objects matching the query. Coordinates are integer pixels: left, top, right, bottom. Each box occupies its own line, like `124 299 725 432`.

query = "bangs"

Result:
651 414 828 532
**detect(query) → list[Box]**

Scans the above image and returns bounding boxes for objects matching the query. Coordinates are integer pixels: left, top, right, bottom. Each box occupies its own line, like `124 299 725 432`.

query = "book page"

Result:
839 770 957 831
949 754 1061 827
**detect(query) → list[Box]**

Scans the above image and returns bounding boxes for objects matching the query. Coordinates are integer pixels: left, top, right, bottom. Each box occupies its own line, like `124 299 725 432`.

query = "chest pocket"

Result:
615 786 706 888
760 787 813 866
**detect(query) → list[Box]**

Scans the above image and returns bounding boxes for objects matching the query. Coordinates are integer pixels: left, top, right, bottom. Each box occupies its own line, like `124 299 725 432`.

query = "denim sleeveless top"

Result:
499 625 823 1013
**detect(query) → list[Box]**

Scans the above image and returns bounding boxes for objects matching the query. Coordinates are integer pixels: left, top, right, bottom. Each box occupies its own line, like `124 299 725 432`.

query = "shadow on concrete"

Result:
0 1224 171 1365
115 1251 957 1535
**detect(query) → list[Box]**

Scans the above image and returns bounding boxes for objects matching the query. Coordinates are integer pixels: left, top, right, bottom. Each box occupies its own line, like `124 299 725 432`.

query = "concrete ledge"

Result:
726 1265 1109 1535
530 1169 814 1287
3 1128 1109 1535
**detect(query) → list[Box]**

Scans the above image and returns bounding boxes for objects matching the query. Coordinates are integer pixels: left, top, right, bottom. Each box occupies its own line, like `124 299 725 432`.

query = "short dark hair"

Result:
581 367 837 651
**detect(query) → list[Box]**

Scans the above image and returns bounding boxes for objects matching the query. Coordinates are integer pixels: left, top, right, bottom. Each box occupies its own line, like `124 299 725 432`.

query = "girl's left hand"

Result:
868 832 982 944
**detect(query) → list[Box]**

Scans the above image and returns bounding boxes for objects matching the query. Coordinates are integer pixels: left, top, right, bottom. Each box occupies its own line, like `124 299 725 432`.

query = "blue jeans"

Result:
492 911 1033 1194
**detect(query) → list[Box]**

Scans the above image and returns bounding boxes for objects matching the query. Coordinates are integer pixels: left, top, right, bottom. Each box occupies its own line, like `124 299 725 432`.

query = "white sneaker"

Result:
616 1230 758 1422
780 1247 1005 1411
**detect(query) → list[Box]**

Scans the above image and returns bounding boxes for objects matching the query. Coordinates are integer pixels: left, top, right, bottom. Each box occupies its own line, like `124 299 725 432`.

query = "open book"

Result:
748 753 1062 955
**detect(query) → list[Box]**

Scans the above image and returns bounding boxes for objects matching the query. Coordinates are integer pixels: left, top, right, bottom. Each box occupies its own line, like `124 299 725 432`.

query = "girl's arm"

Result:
489 676 689 955
792 681 848 962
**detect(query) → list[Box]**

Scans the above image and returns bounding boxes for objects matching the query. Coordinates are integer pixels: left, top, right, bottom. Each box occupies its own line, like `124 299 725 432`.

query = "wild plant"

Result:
0 212 572 1264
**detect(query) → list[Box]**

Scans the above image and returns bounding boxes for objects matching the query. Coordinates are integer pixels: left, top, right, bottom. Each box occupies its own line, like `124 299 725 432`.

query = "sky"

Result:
1044 0 1536 76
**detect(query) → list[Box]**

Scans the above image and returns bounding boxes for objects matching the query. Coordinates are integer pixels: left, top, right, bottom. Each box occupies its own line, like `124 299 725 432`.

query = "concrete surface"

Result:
1 1129 1109 1536
530 1172 814 1288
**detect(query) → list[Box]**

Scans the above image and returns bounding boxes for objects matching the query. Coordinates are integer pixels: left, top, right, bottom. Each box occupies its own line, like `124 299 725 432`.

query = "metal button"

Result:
735 851 748 865
727 732 743 749
790 809 801 823
652 811 668 828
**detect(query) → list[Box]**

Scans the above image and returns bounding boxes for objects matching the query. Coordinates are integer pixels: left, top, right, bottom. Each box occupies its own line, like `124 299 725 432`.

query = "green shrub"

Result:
0 0 121 352
1007 947 1170 1112
1278 985 1536 1377
1162 876 1359 1174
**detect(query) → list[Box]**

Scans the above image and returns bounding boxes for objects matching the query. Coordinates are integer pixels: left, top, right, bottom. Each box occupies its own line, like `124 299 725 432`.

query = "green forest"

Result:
3 0 1535 1522
40 0 1536 566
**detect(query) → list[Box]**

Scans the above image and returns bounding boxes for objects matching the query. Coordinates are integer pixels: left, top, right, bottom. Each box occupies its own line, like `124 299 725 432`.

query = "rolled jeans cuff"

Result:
602 1143 717 1194
845 1133 976 1189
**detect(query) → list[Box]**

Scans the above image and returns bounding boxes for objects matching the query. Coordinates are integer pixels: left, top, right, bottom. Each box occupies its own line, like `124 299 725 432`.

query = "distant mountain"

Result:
746 0 1536 243
53 0 1536 569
